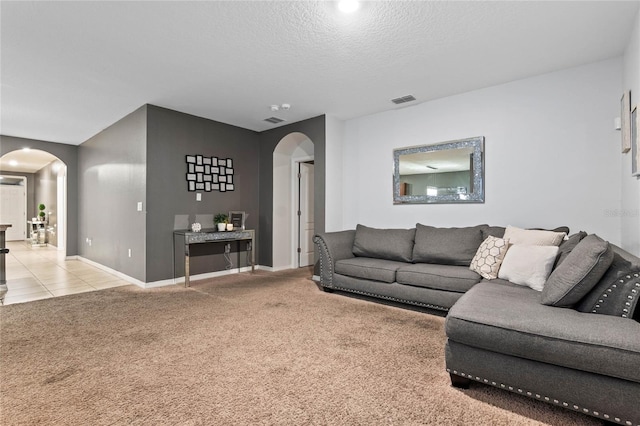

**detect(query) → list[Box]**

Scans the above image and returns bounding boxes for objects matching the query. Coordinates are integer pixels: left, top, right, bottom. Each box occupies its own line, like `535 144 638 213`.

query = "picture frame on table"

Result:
229 211 246 230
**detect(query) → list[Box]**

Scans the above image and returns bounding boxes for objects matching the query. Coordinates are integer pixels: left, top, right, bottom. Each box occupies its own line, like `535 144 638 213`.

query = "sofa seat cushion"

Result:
334 258 405 283
446 280 640 383
396 264 481 293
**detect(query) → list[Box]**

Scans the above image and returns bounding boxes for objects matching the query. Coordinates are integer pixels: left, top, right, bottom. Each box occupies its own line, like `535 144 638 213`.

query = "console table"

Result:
173 229 255 287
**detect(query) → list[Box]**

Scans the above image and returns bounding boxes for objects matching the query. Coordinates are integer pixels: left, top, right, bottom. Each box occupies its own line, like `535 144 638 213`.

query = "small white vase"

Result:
226 224 233 231
217 223 226 232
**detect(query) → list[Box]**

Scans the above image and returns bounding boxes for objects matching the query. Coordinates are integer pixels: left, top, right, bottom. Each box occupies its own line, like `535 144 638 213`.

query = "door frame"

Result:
291 156 314 268
0 175 28 241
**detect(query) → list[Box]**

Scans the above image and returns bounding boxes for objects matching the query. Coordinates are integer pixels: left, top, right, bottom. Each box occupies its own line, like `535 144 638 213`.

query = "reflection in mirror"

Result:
393 136 484 204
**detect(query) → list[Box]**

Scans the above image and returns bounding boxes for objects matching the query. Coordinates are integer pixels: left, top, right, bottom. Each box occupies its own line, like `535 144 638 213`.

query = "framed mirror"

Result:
393 136 484 204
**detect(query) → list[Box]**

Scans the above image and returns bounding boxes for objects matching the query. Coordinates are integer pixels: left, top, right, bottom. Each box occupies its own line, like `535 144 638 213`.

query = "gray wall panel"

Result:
78 106 147 281
0 135 79 255
34 160 63 247
146 105 260 282
258 115 326 267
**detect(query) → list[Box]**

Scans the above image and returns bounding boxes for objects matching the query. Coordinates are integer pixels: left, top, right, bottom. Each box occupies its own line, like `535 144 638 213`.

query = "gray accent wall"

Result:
34 160 63 247
258 115 326 267
145 105 260 282
0 135 79 255
78 106 147 281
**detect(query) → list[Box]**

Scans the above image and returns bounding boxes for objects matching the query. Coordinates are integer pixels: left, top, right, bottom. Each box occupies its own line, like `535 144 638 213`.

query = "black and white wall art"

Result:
186 155 235 192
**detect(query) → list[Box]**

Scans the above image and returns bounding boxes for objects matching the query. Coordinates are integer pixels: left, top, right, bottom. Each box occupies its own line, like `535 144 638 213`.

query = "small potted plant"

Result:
214 213 228 232
38 204 46 222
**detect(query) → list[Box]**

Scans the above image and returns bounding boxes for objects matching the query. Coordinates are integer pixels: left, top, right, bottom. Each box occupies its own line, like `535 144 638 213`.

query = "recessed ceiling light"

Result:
22 147 31 152
9 160 18 166
338 0 359 13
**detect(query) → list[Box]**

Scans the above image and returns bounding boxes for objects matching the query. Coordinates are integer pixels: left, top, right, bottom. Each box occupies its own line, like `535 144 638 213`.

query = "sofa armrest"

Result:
313 230 356 288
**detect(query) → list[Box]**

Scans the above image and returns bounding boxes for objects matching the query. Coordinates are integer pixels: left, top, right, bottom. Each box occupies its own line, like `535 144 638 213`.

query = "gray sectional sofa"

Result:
313 224 640 425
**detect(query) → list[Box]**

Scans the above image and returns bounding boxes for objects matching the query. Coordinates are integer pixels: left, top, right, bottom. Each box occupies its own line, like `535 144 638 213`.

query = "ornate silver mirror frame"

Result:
393 136 484 204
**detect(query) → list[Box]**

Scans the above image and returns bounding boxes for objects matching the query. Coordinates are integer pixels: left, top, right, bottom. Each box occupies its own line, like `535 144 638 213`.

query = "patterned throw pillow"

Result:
469 236 510 280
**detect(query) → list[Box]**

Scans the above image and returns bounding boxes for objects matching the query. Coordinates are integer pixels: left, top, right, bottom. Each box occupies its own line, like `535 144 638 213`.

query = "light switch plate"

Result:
137 202 143 211
196 193 202 201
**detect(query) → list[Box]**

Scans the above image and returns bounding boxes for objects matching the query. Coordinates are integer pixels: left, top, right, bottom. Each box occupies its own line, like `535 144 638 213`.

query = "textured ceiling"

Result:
1 1 639 146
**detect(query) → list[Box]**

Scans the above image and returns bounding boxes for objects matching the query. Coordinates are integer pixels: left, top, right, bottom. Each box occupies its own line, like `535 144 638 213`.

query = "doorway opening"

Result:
296 160 314 268
272 133 314 270
0 150 68 252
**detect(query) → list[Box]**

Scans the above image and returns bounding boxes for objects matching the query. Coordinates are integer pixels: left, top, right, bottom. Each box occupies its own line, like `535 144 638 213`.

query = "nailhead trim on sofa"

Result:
333 286 449 312
446 369 638 426
313 235 334 288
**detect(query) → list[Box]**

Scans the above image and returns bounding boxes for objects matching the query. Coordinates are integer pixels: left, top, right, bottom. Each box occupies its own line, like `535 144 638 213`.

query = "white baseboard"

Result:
77 256 146 288
74 257 266 289
161 265 258 288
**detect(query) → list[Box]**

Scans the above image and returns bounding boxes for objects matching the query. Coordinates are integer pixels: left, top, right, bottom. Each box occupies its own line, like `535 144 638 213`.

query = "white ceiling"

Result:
1 1 639 146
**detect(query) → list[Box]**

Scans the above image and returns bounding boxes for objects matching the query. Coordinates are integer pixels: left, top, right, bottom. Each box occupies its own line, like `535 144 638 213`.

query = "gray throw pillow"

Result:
555 231 588 268
352 224 415 263
412 224 485 266
583 270 640 320
541 234 613 307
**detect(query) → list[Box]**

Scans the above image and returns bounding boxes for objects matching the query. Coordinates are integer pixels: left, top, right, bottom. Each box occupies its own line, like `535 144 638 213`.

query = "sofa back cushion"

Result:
352 224 415 263
412 224 485 266
541 234 613 307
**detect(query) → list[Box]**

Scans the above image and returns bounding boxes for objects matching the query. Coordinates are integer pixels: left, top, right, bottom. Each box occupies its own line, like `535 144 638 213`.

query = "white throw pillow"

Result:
469 236 511 280
503 225 566 246
498 245 559 291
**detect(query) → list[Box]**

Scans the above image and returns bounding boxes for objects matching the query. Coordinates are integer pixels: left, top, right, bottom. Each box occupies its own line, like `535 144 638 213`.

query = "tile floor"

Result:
1 241 130 305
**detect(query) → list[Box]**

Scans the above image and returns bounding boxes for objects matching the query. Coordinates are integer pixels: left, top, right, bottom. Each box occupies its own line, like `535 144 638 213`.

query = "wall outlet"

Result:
196 193 202 201
128 248 132 258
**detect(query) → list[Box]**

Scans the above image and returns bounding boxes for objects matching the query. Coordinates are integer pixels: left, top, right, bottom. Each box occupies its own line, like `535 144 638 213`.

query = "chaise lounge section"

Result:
314 224 640 425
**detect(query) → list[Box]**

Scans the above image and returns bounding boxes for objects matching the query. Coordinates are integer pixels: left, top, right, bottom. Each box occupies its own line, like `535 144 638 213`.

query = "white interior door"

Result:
298 162 314 267
0 180 27 241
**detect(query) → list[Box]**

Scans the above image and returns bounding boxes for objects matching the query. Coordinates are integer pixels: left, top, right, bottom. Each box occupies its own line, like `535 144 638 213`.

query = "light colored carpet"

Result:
0 268 600 425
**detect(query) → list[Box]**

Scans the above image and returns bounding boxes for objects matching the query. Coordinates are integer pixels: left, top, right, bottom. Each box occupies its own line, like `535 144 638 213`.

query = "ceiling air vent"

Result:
391 95 416 105
264 117 285 124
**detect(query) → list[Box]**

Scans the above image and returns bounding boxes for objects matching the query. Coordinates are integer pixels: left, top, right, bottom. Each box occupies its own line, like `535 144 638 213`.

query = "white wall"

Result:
341 58 624 246
621 9 640 256
325 115 344 231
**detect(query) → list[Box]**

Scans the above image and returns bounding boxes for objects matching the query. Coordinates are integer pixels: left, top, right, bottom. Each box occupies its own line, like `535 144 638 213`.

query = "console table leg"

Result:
184 246 191 288
251 239 255 273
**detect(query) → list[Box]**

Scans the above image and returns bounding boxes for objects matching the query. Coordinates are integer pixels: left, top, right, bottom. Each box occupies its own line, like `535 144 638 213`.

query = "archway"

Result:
272 132 314 270
0 149 68 251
